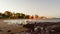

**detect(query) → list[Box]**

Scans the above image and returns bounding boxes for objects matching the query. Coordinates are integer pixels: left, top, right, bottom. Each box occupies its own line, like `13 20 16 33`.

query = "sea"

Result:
2 18 60 25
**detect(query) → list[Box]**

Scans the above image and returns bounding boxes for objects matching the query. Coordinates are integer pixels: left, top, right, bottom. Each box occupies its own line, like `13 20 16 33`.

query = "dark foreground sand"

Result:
0 19 60 34
0 19 28 34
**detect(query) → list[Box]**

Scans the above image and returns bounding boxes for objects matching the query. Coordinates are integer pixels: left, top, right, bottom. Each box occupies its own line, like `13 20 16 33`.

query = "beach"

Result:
0 19 60 34
0 19 29 34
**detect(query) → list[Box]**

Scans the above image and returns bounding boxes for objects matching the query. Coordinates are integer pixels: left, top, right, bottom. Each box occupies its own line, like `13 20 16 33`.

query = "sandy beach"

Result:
0 19 28 34
0 19 60 34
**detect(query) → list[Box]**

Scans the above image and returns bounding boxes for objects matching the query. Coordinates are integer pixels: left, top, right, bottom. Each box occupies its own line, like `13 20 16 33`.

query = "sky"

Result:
0 0 60 18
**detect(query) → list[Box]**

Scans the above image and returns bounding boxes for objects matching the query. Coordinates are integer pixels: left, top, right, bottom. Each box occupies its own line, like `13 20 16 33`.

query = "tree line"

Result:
0 11 36 19
0 11 47 19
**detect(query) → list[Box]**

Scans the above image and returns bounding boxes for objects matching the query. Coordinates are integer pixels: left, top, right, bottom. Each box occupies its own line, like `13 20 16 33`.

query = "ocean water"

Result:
2 19 60 25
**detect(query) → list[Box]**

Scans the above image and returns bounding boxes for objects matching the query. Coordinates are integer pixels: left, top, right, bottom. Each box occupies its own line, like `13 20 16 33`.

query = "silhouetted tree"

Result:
15 13 20 18
0 11 41 19
0 13 2 15
34 15 39 19
20 13 25 19
25 15 30 19
2 14 8 19
4 11 12 18
0 13 2 18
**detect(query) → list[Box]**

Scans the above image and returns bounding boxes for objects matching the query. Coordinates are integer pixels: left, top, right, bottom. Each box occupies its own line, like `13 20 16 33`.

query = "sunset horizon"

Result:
0 0 60 18
0 0 60 34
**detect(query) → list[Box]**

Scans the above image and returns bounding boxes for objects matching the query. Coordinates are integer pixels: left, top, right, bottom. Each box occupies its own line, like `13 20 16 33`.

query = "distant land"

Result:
0 11 55 19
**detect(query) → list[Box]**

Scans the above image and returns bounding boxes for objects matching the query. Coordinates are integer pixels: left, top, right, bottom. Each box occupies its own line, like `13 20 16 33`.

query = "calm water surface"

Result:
3 19 60 24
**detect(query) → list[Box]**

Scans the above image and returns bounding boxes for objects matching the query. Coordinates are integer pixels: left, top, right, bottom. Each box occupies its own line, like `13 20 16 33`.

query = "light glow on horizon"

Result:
0 0 60 18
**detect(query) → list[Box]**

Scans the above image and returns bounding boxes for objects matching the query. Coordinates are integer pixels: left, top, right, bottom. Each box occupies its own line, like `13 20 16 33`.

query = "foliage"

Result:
0 11 31 19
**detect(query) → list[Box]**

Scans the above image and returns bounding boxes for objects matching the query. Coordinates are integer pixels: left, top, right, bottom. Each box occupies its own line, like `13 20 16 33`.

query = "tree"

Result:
4 11 12 18
40 16 47 19
35 15 39 19
15 13 20 18
9 13 15 19
25 15 30 19
29 15 34 19
2 14 7 19
0 13 2 18
20 13 25 19
0 13 2 15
